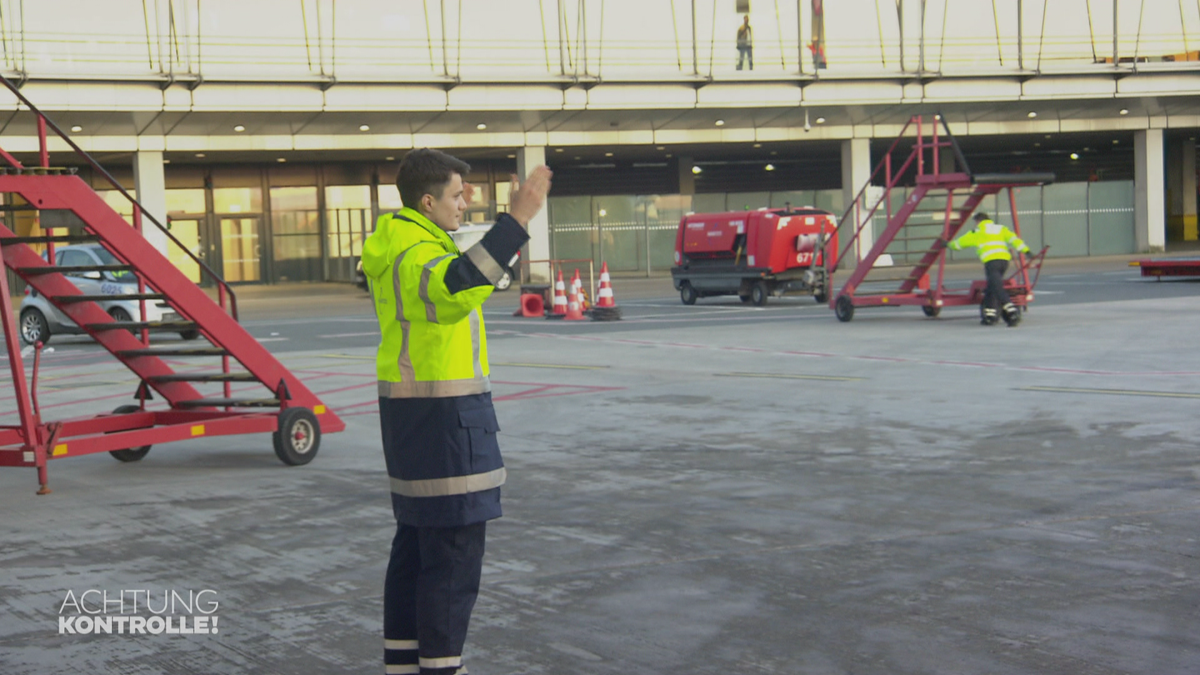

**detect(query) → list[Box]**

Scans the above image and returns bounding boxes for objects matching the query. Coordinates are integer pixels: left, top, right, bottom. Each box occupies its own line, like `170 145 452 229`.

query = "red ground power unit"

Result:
670 208 838 306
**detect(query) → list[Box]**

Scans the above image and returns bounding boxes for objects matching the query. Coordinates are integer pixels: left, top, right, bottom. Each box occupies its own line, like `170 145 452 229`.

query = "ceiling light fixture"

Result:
605 152 613 157
476 123 487 130
691 165 702 174
1027 111 1038 118
1069 152 1079 160
753 143 762 148
506 154 516 159
815 117 826 124
1119 109 1130 115
715 119 725 126
277 157 287 163
195 153 206 158
765 164 776 171
359 124 370 132
234 125 246 132
656 146 665 151
70 125 83 133
555 148 564 152
386 156 395 161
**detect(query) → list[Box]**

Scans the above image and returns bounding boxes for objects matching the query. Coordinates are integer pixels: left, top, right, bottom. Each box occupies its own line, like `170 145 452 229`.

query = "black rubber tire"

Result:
19 308 50 346
109 307 136 334
494 267 514 292
922 305 941 318
108 404 151 462
179 329 201 341
835 295 855 322
680 283 698 305
750 281 769 307
738 293 752 303
273 407 321 466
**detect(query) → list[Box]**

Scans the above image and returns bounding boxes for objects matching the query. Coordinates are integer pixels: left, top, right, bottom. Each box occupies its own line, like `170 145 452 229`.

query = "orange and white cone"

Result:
565 281 586 320
570 269 589 310
552 269 568 316
596 262 616 307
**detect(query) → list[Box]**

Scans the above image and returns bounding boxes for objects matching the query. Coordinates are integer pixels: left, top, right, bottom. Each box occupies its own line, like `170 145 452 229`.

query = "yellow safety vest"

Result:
360 207 494 398
949 219 1030 263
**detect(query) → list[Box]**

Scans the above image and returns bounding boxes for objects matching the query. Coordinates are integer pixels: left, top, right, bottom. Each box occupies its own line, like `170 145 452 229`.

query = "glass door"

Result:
219 217 261 282
167 218 204 283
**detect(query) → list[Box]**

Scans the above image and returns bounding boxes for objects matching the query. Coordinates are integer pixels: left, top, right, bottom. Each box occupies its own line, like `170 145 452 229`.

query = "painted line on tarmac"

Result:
1021 385 1200 399
717 372 863 382
314 353 375 360
503 331 1200 378
317 331 379 338
493 362 609 370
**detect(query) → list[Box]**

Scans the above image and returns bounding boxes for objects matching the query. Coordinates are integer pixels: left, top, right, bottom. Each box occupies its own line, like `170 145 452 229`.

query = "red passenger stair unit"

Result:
825 115 1051 322
0 76 344 494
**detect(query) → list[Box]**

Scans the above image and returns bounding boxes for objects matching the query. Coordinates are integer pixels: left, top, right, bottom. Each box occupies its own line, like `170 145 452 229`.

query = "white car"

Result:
19 244 196 345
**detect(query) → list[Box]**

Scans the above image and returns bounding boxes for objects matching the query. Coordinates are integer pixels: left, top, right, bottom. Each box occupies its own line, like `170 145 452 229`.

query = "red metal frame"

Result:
0 75 345 494
1130 258 1200 278
826 115 1052 317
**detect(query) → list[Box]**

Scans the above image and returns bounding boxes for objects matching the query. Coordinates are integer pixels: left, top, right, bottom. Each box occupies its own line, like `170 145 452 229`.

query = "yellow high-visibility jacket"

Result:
949 219 1030 263
361 208 525 398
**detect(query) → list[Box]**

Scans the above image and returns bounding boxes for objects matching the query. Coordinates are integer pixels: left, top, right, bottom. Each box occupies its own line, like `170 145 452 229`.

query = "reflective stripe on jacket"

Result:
362 207 499 397
948 219 1030 263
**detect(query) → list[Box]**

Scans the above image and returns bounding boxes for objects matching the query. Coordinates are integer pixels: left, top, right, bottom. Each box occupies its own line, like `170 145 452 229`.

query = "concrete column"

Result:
841 138 872 261
1134 129 1166 253
1166 137 1197 241
517 145 551 282
133 150 169 255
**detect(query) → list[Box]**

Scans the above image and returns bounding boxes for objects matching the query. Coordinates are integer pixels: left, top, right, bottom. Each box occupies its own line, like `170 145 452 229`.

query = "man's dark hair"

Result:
973 212 989 222
395 149 471 210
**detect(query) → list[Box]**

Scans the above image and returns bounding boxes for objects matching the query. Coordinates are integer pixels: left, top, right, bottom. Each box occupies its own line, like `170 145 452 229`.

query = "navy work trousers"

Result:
983 259 1011 311
384 522 486 675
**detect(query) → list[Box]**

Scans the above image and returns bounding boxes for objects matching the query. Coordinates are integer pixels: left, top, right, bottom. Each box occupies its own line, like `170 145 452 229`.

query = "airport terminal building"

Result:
3 0 1198 284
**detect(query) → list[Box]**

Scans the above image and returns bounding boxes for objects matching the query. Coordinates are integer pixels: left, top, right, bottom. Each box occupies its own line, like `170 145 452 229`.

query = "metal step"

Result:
86 320 198 332
1 234 100 245
148 372 259 383
17 265 133 275
174 397 281 408
117 347 228 357
0 166 78 176
54 293 166 303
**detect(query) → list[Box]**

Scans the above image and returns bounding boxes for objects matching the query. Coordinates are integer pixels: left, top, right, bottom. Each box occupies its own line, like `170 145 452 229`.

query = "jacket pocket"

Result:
458 406 502 475
458 407 500 433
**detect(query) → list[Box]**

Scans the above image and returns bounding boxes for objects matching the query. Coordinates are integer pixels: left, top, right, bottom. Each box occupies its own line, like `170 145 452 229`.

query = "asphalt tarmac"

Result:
1 256 1198 674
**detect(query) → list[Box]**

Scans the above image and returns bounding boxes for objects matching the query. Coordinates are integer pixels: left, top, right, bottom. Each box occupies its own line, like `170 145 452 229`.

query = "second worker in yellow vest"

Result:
948 212 1031 327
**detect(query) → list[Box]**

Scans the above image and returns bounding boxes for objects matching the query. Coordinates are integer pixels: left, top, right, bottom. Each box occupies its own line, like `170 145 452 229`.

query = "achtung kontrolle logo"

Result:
58 589 219 635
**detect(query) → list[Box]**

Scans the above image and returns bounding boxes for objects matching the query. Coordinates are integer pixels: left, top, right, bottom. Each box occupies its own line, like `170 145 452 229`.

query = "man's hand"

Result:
508 166 553 227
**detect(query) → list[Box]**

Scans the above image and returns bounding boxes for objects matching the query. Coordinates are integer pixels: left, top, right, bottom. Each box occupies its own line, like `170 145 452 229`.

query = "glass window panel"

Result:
325 185 371 210
691 194 727 214
1087 180 1136 255
1042 182 1089 257
220 218 260 282
378 185 405 210
272 210 319 236
166 189 206 215
213 188 262 214
270 186 318 211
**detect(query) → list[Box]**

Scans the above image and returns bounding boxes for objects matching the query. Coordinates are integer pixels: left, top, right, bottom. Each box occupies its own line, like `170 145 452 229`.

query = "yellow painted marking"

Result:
881 297 889 303
719 372 863 382
191 425 206 436
493 362 609 370
52 444 68 457
1022 386 1200 400
314 405 326 414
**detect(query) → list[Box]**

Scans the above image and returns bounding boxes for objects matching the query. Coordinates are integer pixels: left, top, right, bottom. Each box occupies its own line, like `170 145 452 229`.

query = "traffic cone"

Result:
565 282 586 320
596 262 616 307
570 269 589 310
551 269 568 316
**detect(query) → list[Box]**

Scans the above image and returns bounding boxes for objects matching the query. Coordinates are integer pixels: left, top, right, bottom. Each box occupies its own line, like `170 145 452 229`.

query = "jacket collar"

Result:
395 207 459 252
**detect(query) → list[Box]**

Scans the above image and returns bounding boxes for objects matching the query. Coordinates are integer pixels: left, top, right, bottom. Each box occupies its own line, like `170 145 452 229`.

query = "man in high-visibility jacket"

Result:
361 148 551 675
948 212 1031 326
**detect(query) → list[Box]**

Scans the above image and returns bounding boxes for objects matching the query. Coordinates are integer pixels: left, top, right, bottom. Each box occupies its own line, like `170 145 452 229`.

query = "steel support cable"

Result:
1133 0 1146 62
331 0 337 79
168 0 182 71
576 0 584 76
876 0 887 66
539 0 552 72
455 0 462 78
774 0 785 68
1036 0 1048 70
0 2 8 71
422 0 434 73
142 0 155 69
301 0 313 70
991 0 1003 65
938 0 948 71
669 0 682 71
707 0 716 76
598 0 606 77
315 0 325 75
1179 0 1189 54
1084 0 1097 63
